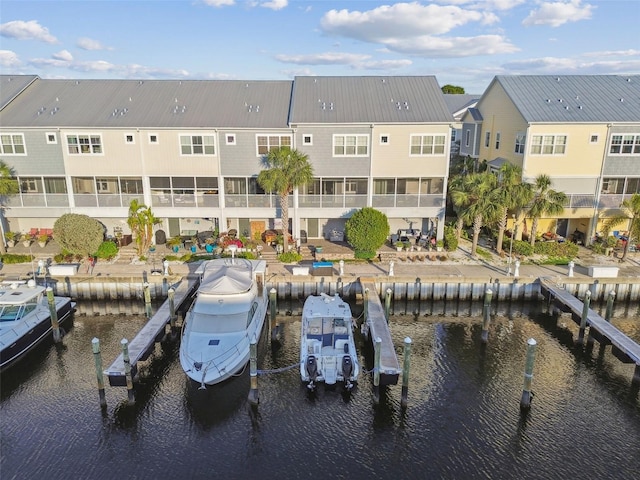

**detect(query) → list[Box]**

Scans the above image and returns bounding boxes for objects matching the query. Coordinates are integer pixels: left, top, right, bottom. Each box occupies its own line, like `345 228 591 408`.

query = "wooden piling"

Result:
481 288 493 344
373 336 382 405
578 290 591 345
364 288 369 323
121 338 135 404
384 288 392 322
143 282 152 318
248 335 259 406
92 338 107 408
269 287 280 343
46 287 61 343
168 287 176 332
520 338 537 410
400 337 412 409
605 290 616 322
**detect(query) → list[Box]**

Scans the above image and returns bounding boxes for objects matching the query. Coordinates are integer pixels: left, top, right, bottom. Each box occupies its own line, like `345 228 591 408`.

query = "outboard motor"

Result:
306 355 318 390
342 355 353 390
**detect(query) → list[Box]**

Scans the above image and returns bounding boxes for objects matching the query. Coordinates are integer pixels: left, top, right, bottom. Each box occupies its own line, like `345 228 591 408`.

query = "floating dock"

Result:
106 275 199 386
359 278 400 385
540 279 640 383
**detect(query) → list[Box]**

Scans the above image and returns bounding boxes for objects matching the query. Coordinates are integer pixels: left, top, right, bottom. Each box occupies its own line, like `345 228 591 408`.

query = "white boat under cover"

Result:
179 258 267 388
0 280 74 371
300 293 360 391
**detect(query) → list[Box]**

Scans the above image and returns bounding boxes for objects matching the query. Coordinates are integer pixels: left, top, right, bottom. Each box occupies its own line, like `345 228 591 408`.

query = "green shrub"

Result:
444 225 458 251
533 240 578 258
54 213 104 257
278 251 302 263
512 239 534 257
96 241 119 260
344 207 390 259
0 253 34 264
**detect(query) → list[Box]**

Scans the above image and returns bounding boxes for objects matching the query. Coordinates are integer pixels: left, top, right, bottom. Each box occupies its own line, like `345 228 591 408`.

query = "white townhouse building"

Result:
0 74 454 244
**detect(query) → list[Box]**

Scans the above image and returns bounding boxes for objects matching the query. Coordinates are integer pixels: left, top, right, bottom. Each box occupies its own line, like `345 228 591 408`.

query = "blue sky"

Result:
1 0 638 93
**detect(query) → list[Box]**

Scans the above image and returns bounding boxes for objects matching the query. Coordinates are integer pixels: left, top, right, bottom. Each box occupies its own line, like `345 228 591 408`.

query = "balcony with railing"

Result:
6 193 70 208
372 193 444 208
298 194 367 208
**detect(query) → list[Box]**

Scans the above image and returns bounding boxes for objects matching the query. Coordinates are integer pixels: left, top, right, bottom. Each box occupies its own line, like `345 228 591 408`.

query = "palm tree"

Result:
527 174 567 246
257 146 313 252
492 163 533 254
0 160 19 254
127 199 161 256
601 193 640 262
450 171 500 257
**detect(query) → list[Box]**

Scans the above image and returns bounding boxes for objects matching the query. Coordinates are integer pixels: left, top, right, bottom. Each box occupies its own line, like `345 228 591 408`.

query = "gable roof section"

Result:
0 75 39 110
443 94 480 120
494 75 640 123
289 76 453 124
0 78 293 129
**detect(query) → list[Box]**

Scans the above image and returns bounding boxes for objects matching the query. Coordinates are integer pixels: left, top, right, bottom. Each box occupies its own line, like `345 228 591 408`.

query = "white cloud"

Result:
0 50 20 67
77 37 112 51
275 52 371 65
202 0 235 7
0 19 58 43
387 34 519 57
583 49 640 58
523 1 594 27
52 50 73 62
261 0 288 10
275 51 412 71
502 56 640 74
321 3 497 41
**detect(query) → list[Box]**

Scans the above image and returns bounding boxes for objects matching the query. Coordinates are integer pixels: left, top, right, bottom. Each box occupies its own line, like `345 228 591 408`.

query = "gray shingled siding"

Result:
5 130 65 175
296 127 371 177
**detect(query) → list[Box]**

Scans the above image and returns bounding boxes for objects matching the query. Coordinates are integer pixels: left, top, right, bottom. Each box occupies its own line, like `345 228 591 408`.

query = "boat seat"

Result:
335 339 349 353
307 334 322 342
322 334 333 347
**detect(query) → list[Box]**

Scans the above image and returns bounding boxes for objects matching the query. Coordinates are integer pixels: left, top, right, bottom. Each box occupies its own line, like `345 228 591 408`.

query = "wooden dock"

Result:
359 278 400 385
540 279 640 370
106 275 199 386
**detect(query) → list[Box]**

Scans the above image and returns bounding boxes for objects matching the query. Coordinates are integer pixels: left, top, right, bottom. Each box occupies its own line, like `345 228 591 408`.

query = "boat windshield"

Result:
190 312 248 334
0 304 37 322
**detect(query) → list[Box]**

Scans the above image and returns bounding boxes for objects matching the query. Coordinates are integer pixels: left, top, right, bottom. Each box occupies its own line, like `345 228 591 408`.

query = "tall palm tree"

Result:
527 174 567 246
257 146 313 253
601 193 640 262
0 160 19 254
127 199 161 256
492 163 533 254
450 171 500 257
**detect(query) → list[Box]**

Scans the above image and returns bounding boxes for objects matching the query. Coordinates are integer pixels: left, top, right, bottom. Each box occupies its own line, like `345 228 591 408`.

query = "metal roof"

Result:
0 75 38 110
289 76 453 124
0 77 293 128
443 94 480 119
494 75 640 123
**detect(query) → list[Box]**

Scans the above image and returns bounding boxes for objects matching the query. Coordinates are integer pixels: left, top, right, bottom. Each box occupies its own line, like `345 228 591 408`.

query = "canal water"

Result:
1 300 639 480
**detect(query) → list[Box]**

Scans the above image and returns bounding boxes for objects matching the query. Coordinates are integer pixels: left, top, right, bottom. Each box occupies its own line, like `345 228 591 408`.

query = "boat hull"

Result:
300 294 360 389
0 298 75 372
179 258 268 387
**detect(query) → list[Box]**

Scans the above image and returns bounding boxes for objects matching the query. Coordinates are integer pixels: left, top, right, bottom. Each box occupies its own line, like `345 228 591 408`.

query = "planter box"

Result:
312 261 333 276
587 265 619 278
49 264 79 276
292 266 310 276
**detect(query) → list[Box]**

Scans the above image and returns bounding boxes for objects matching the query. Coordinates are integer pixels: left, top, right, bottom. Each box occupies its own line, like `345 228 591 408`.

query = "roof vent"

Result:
546 99 551 103
556 77 560 81
578 105 583 109
565 106 570 110
620 98 624 102
75 80 79 85
139 80 143 85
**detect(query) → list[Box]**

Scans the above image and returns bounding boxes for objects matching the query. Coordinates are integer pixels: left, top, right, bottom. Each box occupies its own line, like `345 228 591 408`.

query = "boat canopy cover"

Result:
198 262 253 295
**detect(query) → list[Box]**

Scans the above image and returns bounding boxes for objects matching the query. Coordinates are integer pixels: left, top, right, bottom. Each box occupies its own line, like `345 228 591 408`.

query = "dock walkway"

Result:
360 278 400 385
106 275 199 386
540 279 640 367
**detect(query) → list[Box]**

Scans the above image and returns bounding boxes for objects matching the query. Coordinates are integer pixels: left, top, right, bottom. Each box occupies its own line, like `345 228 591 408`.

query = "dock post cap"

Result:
485 288 493 294
404 337 412 344
270 288 276 293
375 336 382 343
120 338 129 345
527 338 537 346
92 337 99 344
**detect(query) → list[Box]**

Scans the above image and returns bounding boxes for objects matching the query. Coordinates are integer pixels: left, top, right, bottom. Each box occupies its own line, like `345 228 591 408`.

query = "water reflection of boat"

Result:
300 293 359 391
179 258 268 388
0 280 74 372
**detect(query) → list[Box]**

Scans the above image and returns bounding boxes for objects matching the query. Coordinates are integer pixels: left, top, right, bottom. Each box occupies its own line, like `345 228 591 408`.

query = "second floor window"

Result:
333 134 368 156
410 135 446 155
515 133 526 154
0 133 26 155
180 135 215 155
67 134 102 154
257 135 291 155
610 134 640 155
530 135 566 155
